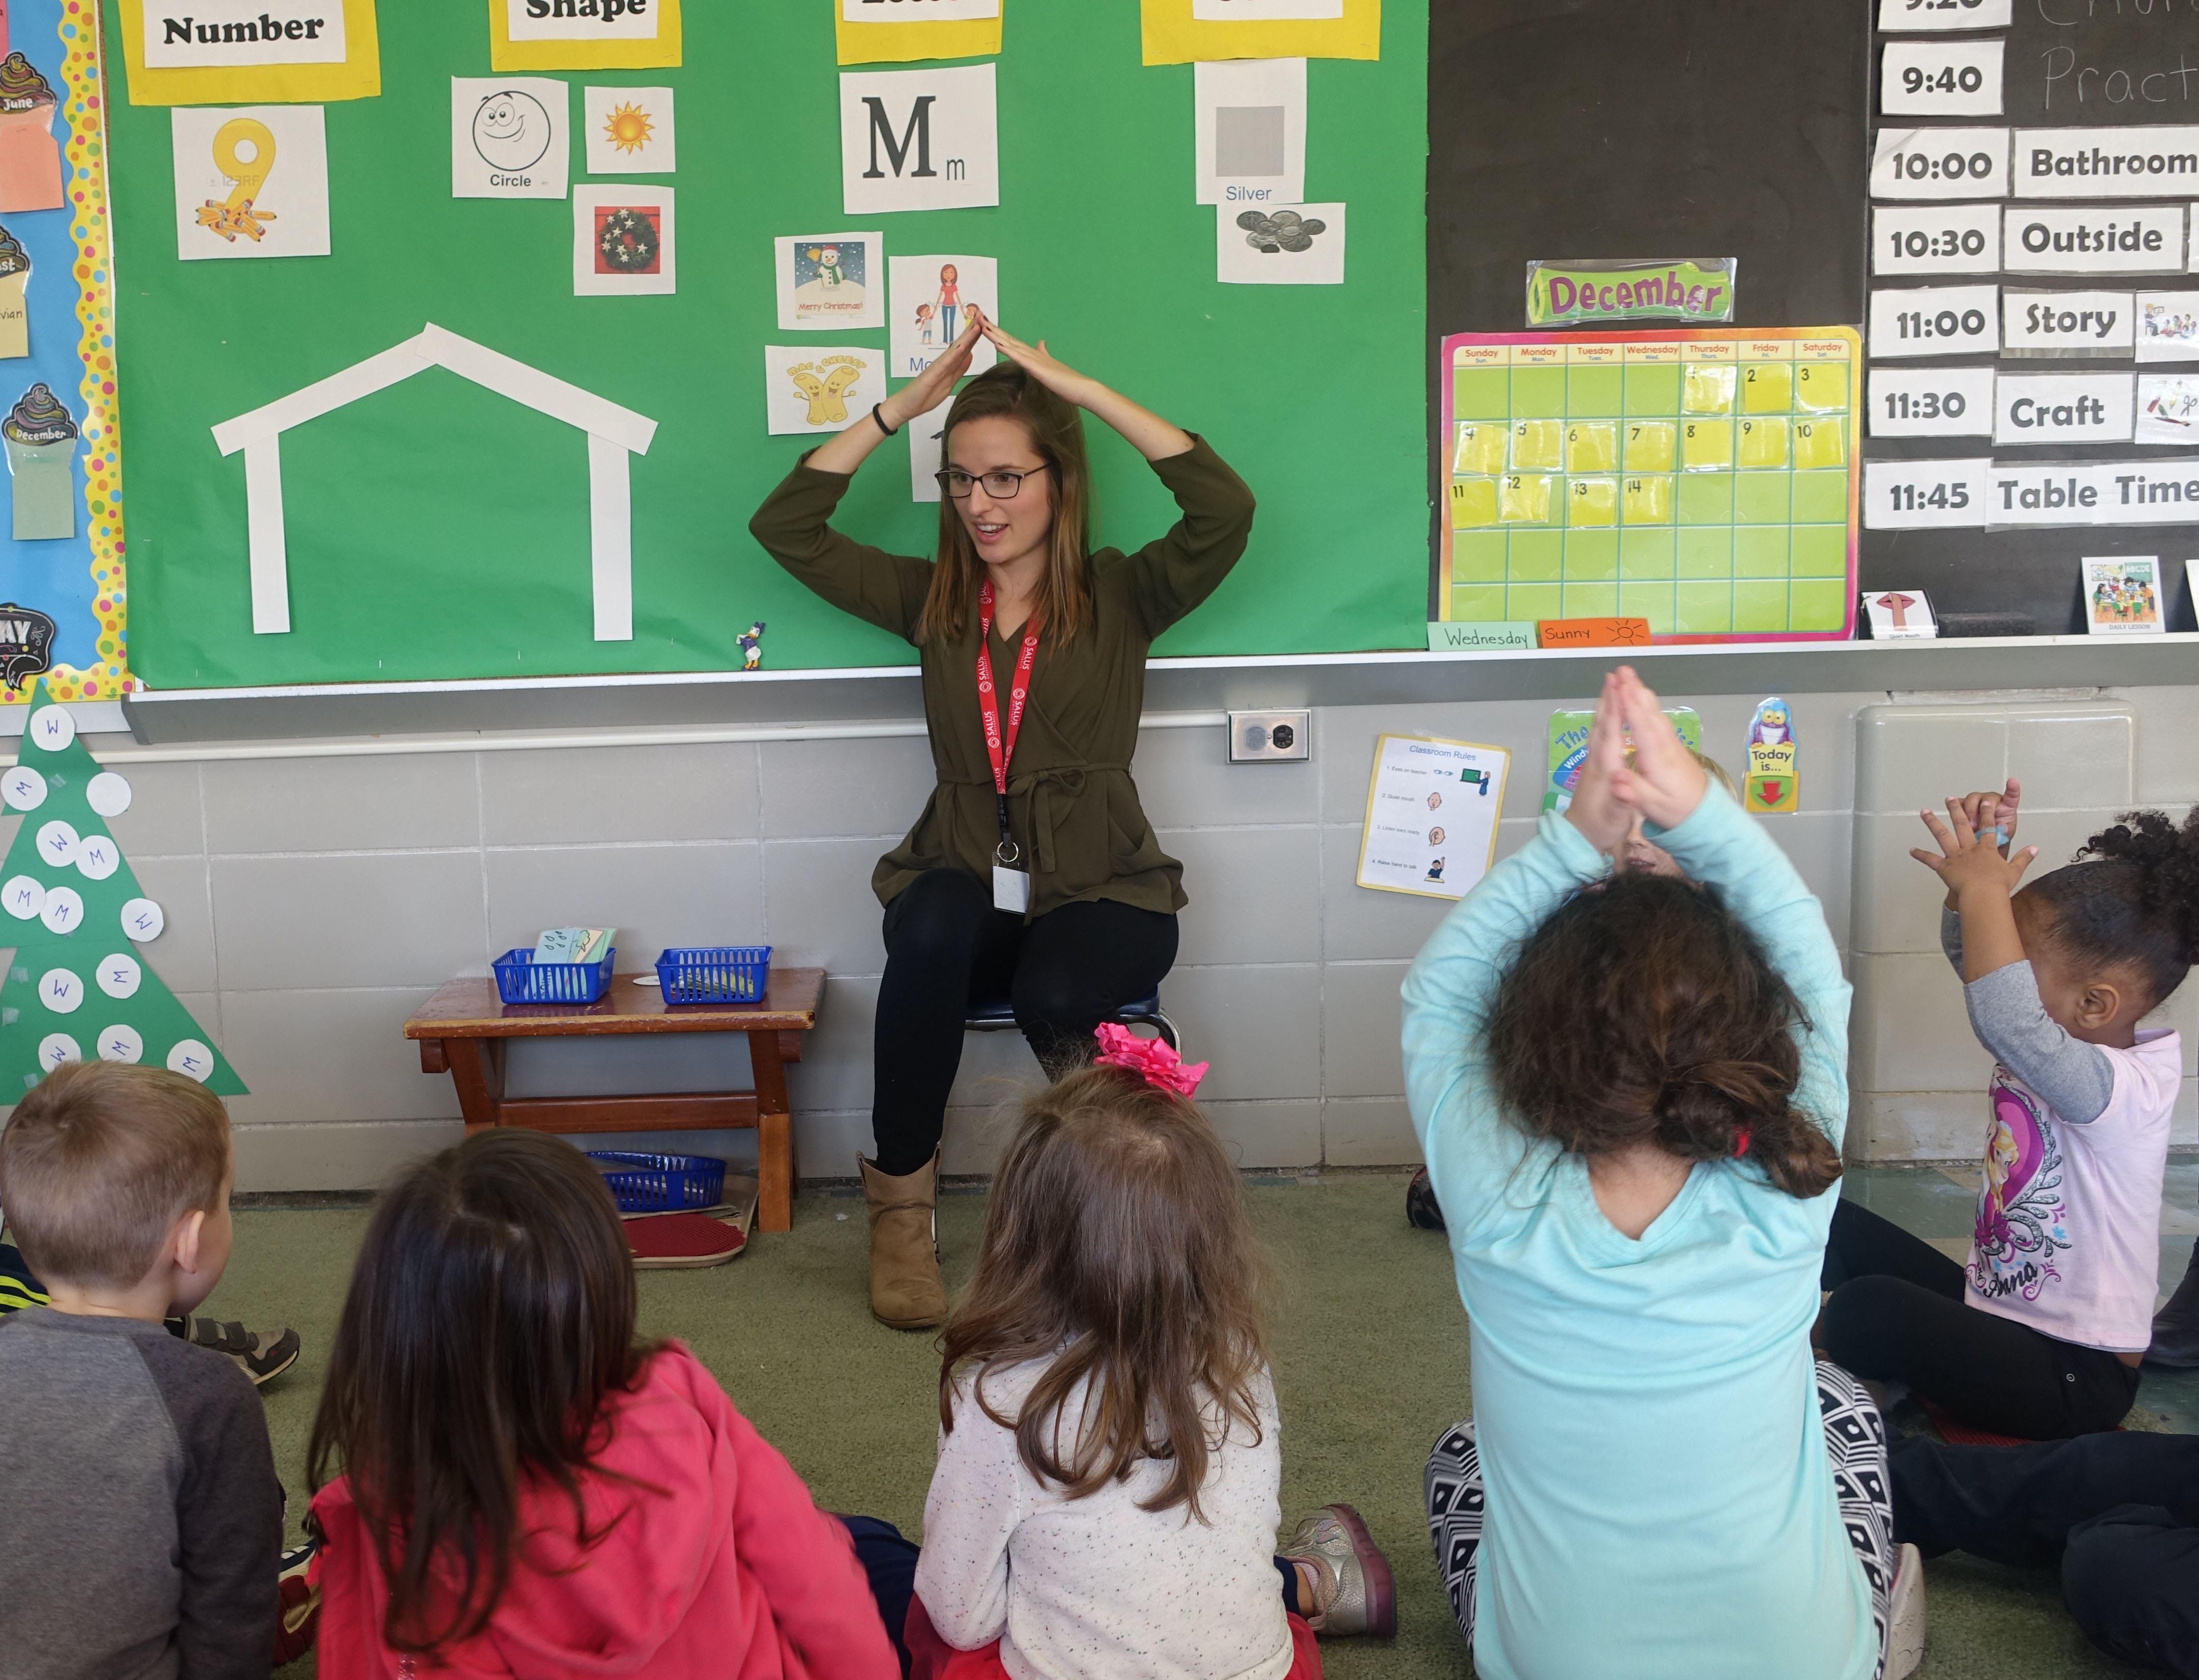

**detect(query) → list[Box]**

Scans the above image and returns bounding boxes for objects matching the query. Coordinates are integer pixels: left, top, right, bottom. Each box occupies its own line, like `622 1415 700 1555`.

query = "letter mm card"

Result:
839 64 997 216
452 76 569 199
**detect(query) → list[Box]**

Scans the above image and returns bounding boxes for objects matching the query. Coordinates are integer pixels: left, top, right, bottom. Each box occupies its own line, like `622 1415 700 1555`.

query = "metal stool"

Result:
964 989 1182 1056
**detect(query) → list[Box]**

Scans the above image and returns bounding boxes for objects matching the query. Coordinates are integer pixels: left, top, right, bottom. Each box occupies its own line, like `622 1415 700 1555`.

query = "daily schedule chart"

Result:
1437 329 1863 642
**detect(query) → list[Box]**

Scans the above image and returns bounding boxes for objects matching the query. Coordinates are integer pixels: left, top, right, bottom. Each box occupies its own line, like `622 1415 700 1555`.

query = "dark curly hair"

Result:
2026 807 2199 1011
1486 873 1842 1200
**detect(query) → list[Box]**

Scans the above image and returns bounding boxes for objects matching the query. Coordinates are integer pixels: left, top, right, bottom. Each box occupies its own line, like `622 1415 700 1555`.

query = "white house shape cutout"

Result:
209 323 659 641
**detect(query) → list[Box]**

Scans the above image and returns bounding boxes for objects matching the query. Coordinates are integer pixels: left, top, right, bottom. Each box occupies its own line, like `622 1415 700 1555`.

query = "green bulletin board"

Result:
103 2 1429 689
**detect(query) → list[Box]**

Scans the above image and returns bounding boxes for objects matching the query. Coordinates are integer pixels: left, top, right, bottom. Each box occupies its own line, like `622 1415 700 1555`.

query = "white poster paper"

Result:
2013 127 2199 199
1193 0 1342 16
1878 0 2011 30
171 105 330 261
506 0 662 43
452 77 569 200
1218 203 1344 284
1862 458 1990 529
2003 289 2135 356
1869 285 2000 356
1872 202 2001 276
1867 365 1995 437
839 65 998 215
572 184 673 296
1864 587 1938 639
2083 555 2166 634
1356 734 1509 901
1881 40 2004 118
2137 291 2199 361
1871 127 2010 200
1194 58 1306 209
843 0 997 16
764 345 887 437
142 0 346 67
1992 372 2135 445
890 254 997 377
2002 204 2185 275
583 86 674 174
906 389 954 502
2137 374 2199 444
776 232 885 331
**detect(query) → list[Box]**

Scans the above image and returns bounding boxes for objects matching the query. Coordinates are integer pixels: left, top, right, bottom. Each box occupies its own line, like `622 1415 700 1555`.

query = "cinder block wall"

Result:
32 680 2196 1191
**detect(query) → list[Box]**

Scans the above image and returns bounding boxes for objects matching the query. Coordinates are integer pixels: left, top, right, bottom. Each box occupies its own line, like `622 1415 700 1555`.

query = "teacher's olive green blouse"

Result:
747 437 1255 920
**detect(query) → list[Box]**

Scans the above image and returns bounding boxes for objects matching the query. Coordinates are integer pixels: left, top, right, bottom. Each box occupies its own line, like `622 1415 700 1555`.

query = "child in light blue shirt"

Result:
1405 668 1922 1680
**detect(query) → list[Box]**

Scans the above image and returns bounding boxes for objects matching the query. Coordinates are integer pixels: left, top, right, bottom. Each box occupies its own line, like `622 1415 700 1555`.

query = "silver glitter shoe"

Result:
1278 1503 1395 1638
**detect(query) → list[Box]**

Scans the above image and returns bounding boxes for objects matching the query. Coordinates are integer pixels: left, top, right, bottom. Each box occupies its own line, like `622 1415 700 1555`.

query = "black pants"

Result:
870 868 1179 1177
1893 1433 2199 1676
1819 1199 2139 1439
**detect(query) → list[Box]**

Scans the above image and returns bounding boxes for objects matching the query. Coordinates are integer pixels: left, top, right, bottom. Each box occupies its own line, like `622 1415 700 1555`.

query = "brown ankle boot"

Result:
859 1150 947 1329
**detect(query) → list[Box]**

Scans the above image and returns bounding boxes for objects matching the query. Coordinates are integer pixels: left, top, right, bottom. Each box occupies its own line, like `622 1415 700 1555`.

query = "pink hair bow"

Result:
1093 1022 1209 1098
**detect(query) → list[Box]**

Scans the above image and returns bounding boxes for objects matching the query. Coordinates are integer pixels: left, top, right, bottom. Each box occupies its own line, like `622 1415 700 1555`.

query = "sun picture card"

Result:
889 254 996 378
572 183 673 294
171 104 330 260
582 86 674 173
1218 202 1344 284
452 76 570 199
775 231 884 331
2082 554 2166 635
765 344 886 436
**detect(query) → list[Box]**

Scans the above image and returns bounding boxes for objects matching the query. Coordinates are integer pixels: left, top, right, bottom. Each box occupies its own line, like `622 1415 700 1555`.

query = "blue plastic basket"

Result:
491 946 616 1005
655 945 772 1005
586 1151 727 1213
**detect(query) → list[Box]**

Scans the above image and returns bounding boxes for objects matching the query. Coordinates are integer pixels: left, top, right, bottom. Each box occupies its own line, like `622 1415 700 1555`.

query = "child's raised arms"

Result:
1604 666 1708 833
1910 798 2040 983
1561 671 1636 857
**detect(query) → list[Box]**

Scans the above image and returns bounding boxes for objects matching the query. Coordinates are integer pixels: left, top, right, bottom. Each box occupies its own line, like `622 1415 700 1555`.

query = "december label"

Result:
2001 205 2186 276
142 0 344 65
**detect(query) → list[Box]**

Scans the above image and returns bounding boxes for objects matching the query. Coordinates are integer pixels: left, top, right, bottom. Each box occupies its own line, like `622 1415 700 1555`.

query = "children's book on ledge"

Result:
533 927 614 965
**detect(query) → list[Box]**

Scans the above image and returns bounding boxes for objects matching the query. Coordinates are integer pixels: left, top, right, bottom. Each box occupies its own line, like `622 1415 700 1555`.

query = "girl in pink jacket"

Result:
306 1130 899 1679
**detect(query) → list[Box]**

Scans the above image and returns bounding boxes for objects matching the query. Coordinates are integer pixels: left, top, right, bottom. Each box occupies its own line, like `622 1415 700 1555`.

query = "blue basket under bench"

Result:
586 1151 728 1213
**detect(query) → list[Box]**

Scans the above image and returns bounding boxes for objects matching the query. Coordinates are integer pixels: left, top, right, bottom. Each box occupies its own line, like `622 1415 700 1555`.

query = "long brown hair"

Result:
939 1066 1270 1521
1487 873 1843 1199
912 363 1095 646
307 1130 658 1650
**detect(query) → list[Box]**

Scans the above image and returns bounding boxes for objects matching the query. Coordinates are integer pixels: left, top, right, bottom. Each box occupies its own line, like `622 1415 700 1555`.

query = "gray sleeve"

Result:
140 1337 281 1680
1940 904 1964 976
1964 962 2117 1124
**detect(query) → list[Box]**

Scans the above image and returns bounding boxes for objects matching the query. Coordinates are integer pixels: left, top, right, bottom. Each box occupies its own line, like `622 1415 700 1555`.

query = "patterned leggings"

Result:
1425 1361 1895 1675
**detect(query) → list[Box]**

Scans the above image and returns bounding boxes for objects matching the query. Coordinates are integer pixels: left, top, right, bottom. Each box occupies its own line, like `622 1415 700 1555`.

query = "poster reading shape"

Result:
1141 0 1379 65
573 183 673 295
765 345 885 437
170 105 330 260
2083 554 2165 634
890 254 996 377
776 232 884 331
836 0 1002 66
1357 734 1509 901
493 0 681 71
840 65 997 215
1195 58 1304 208
122 0 381 105
452 77 569 199
582 85 673 173
1218 202 1343 284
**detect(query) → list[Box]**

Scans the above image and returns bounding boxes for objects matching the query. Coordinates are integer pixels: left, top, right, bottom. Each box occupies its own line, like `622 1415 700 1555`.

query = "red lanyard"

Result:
976 579 1040 860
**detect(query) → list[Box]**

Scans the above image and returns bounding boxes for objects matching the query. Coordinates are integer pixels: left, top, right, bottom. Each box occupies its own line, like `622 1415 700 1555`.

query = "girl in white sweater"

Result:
908 1046 1392 1680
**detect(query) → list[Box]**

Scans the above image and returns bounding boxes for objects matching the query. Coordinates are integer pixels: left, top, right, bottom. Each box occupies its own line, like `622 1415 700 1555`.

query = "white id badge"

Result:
992 865 1030 914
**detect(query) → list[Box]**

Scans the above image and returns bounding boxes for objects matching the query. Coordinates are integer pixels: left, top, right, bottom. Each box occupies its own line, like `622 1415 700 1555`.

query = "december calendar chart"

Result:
1438 329 1864 643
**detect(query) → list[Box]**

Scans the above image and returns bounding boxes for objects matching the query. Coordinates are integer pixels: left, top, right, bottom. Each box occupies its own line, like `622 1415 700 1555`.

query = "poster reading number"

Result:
1356 734 1509 900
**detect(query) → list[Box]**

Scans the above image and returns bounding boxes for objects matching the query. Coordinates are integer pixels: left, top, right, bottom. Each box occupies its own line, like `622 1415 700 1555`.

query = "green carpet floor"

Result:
204 1168 2172 1679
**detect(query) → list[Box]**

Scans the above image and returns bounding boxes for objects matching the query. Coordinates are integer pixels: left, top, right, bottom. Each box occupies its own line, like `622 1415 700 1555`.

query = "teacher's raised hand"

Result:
806 309 984 477
977 312 1194 462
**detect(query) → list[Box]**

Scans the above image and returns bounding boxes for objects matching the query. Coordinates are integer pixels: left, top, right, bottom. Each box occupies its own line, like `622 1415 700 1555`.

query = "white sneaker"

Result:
1883 1542 1927 1680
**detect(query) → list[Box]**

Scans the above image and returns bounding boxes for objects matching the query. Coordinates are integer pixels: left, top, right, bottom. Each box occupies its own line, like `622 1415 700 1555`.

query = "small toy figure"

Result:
1744 697 1798 814
738 622 765 671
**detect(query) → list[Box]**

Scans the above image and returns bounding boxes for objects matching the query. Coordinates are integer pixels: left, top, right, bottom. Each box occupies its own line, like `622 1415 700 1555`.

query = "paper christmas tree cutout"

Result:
0 681 244 1095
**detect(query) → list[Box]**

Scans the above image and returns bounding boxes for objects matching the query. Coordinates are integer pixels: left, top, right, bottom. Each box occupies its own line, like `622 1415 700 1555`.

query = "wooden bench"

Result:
402 968 823 1234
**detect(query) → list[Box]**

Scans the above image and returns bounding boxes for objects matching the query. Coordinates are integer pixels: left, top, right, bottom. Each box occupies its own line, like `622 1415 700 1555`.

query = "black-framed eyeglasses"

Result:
936 465 1051 499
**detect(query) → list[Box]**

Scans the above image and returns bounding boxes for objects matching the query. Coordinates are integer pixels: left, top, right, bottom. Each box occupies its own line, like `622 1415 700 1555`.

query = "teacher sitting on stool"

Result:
748 309 1255 1328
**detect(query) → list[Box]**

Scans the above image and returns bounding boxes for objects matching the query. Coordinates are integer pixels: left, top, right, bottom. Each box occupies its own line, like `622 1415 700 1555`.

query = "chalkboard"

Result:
108 2 1430 689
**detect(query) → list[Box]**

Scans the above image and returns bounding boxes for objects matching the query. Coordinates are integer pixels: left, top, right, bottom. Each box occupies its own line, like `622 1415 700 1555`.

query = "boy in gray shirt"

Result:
0 1061 280 1680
